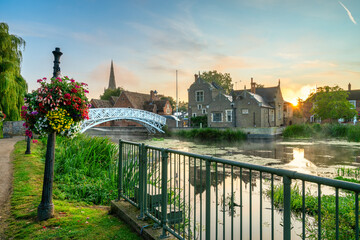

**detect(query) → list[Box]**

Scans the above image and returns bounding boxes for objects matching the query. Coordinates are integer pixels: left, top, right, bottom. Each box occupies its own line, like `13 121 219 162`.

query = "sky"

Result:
1 0 359 105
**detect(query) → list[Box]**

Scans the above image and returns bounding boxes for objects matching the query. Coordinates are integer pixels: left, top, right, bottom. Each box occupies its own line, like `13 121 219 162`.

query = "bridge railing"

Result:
117 139 360 240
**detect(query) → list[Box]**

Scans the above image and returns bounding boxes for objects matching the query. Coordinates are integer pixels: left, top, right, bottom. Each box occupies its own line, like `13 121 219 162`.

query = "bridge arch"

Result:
79 108 167 133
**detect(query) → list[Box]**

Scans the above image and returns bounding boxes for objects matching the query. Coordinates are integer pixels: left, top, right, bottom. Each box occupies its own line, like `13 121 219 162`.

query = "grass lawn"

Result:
6 140 140 240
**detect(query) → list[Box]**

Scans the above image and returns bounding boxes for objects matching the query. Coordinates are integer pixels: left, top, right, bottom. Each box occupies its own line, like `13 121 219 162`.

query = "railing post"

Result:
142 144 148 216
283 176 291 240
160 149 169 238
118 139 123 200
206 159 211 240
138 144 147 219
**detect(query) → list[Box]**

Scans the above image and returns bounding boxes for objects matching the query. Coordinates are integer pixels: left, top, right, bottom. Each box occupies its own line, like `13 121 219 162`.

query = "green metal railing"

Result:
118 139 360 239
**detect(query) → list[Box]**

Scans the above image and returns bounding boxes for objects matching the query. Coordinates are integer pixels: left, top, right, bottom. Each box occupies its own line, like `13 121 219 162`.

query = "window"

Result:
226 109 232 122
270 109 275 121
192 113 197 117
197 104 202 110
195 91 204 102
349 100 356 108
212 112 222 122
202 109 207 114
242 109 249 114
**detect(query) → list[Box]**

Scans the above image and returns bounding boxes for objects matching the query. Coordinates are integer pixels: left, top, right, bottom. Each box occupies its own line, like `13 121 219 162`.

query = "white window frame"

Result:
226 109 232 122
197 104 202 110
202 109 207 114
195 90 204 102
212 112 223 122
349 100 356 108
242 109 249 115
270 109 275 121
192 113 197 117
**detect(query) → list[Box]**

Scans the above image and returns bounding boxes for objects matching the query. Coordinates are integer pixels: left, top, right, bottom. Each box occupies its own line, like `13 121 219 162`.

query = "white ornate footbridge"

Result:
79 108 167 133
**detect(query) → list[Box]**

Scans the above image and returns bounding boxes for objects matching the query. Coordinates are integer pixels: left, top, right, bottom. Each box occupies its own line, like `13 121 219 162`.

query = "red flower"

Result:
71 89 77 93
64 93 71 99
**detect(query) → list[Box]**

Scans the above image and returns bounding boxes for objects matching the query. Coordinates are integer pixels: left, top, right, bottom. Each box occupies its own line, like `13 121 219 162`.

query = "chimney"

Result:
244 85 246 90
194 74 198 81
348 83 351 91
278 79 280 86
250 77 256 94
150 90 155 101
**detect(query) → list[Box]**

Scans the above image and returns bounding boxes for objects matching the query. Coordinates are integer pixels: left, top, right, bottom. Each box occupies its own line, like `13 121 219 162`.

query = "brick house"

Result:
188 75 286 128
302 83 360 123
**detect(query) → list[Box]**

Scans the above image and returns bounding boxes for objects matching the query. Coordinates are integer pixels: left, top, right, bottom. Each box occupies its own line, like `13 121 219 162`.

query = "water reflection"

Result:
286 148 317 174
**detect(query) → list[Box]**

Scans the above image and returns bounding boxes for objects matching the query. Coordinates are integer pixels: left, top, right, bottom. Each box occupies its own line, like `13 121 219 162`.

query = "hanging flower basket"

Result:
21 76 90 137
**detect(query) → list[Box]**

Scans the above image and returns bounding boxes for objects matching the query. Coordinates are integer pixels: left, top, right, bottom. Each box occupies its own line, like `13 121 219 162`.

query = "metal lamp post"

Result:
37 47 62 221
25 136 31 154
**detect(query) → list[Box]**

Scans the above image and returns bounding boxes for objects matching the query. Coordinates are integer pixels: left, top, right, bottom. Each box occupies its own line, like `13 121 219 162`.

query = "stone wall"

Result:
3 121 25 138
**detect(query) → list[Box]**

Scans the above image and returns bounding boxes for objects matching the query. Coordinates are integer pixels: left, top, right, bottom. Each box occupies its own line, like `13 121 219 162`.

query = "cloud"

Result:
291 60 336 69
339 1 357 24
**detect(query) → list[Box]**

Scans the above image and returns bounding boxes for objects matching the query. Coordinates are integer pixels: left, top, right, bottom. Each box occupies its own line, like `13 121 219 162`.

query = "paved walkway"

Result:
0 136 23 239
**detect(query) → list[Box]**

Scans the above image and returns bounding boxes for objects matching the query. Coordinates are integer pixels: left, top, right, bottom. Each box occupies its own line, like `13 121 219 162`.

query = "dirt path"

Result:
0 136 23 240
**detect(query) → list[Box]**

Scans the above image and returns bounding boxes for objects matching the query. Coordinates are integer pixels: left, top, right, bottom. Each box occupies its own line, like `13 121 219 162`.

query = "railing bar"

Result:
178 154 181 235
240 167 243 240
194 157 197 240
223 164 226 240
183 154 186 238
231 165 234 240
271 174 274 240
260 171 262 240
216 162 218 240
188 156 191 239
302 180 305 240
170 152 173 227
250 169 252 240
335 187 339 240
200 159 203 240
318 184 321 240
356 192 359 240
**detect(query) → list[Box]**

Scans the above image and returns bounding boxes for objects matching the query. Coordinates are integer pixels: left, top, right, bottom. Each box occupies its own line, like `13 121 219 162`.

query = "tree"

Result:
0 22 27 120
255 83 264 88
200 70 233 94
100 87 122 100
309 86 357 121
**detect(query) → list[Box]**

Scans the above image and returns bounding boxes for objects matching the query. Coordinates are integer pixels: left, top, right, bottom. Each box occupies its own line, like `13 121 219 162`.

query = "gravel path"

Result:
0 136 23 240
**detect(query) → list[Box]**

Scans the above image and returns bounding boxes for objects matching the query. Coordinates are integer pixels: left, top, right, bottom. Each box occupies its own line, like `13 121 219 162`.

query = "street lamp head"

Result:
52 47 63 78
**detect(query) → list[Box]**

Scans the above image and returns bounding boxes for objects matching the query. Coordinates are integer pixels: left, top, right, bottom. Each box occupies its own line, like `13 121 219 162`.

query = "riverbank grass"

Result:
283 123 360 141
176 128 247 141
6 139 139 239
268 183 358 239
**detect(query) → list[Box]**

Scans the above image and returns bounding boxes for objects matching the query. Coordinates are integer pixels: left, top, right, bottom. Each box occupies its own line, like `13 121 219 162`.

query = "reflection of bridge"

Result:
79 108 167 133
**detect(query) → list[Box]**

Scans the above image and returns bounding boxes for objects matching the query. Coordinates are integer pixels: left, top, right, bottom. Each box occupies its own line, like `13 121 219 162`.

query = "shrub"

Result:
176 128 246 141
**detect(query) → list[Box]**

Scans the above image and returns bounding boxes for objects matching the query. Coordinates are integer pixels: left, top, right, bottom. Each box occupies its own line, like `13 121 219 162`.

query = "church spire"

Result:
108 60 116 90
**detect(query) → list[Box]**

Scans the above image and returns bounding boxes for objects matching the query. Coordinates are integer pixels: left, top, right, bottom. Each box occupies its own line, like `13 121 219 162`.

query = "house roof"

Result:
110 96 119 105
247 92 273 108
253 87 279 103
348 90 360 100
90 99 112 108
122 91 151 109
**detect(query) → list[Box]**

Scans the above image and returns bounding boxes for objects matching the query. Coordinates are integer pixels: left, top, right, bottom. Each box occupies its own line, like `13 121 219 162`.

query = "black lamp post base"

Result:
37 203 54 221
25 136 31 154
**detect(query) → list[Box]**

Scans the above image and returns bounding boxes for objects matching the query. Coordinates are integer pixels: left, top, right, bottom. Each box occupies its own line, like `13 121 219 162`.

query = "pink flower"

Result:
75 85 80 88
32 140 38 143
21 106 27 110
42 77 47 80
71 89 77 93
81 82 88 86
70 79 75 83
25 130 32 138
37 79 42 83
84 90 89 93
64 93 71 99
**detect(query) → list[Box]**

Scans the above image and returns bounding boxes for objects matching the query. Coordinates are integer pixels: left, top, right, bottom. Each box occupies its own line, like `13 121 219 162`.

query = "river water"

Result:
105 134 360 239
